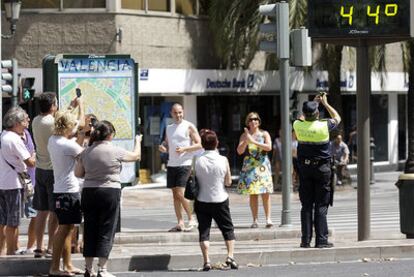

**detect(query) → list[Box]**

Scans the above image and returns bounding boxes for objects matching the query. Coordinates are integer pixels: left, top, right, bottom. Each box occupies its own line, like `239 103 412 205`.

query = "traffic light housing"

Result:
1 59 18 96
1 59 19 107
20 77 35 103
258 2 289 59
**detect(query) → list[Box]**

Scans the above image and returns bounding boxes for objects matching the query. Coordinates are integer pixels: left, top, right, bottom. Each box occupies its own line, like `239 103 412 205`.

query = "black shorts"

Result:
167 166 191 189
33 168 55 211
194 198 235 242
53 193 82 225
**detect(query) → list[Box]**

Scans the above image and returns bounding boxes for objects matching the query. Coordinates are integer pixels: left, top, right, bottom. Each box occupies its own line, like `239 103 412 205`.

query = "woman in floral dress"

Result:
237 112 274 228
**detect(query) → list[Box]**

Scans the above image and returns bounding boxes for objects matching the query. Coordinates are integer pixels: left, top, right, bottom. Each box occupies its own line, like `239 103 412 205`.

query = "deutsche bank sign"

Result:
206 74 255 90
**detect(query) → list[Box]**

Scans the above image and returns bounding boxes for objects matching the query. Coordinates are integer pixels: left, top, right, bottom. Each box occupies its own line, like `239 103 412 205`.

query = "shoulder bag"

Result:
184 156 199 200
0 138 34 202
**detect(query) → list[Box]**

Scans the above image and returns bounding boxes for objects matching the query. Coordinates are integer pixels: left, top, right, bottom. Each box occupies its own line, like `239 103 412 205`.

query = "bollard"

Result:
370 137 375 184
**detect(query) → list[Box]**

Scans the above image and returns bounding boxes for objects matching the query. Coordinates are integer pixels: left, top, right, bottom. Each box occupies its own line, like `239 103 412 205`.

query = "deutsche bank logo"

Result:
140 69 149 81
247 74 254 88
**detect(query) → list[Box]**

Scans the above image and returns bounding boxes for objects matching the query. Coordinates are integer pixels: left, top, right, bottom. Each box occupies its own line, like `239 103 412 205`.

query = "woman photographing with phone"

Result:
75 120 142 277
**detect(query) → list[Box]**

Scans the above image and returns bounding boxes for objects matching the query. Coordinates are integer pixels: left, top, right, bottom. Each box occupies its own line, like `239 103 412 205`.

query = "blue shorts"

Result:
0 189 21 227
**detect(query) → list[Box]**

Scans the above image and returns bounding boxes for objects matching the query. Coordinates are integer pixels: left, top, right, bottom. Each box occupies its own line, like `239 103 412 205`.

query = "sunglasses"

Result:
249 118 260 122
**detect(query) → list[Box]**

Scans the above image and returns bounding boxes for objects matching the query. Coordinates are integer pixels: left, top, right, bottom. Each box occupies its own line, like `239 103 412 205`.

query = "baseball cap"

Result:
302 101 319 114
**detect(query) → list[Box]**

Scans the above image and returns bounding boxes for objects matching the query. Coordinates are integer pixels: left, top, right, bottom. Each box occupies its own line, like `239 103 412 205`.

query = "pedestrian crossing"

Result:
122 195 401 234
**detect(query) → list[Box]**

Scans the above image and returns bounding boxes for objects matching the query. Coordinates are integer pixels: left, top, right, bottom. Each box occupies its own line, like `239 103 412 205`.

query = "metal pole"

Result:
0 11 2 132
356 43 371 241
11 59 18 108
280 57 292 226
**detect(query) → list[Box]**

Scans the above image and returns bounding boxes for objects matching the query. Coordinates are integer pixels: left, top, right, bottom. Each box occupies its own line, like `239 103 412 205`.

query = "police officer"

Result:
293 92 341 248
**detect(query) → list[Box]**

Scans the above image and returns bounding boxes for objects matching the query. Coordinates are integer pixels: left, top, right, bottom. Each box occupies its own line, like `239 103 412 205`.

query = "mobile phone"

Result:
76 88 82 98
90 117 97 127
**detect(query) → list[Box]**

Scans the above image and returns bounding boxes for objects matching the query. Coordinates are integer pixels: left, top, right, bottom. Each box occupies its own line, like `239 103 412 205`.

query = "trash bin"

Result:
395 174 414 238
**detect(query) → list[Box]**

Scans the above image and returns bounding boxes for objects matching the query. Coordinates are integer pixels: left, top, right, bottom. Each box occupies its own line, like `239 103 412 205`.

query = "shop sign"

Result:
206 74 255 90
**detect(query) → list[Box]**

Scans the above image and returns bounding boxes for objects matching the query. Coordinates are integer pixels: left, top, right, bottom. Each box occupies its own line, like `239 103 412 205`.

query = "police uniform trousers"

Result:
297 160 331 245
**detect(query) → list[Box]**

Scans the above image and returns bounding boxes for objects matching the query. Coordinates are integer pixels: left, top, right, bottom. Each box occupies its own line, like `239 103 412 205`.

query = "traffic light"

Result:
20 77 35 103
1 59 18 106
259 2 289 59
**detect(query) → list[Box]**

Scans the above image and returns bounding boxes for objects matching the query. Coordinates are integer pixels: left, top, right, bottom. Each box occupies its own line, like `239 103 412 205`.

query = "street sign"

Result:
308 0 414 39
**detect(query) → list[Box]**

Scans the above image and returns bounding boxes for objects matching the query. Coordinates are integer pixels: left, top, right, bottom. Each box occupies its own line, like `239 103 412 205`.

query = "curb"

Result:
114 228 306 244
2 243 414 275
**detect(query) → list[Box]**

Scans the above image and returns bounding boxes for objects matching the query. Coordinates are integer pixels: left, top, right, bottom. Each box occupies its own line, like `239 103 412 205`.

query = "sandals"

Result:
202 262 212 271
65 267 85 275
168 225 184 232
265 221 274 228
48 270 75 277
225 256 239 269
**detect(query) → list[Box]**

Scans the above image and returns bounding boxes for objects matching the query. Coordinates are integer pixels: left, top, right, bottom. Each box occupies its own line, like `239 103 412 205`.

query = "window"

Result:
21 0 105 9
63 0 105 8
148 0 170 12
121 0 170 12
122 0 145 10
176 0 196 15
22 0 59 9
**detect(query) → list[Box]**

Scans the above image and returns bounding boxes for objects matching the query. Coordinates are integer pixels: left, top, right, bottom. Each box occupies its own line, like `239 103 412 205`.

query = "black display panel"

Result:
308 0 412 38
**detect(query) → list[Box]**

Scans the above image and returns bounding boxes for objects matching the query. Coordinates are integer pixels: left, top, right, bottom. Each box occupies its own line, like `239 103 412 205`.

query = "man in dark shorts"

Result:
159 103 202 232
32 92 59 258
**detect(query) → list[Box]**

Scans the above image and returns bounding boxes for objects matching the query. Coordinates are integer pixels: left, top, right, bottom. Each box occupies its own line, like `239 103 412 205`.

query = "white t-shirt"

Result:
166 120 196 167
195 150 229 203
48 135 83 193
0 130 31 190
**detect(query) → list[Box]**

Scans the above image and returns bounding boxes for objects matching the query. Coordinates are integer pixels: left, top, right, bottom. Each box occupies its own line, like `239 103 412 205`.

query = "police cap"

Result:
302 101 319 114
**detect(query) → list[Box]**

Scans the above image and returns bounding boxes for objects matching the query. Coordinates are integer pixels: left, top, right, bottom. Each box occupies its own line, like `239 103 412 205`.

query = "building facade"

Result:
2 0 408 178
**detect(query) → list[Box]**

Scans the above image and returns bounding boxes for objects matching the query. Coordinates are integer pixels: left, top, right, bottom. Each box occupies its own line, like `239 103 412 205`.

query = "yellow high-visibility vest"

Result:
293 120 329 144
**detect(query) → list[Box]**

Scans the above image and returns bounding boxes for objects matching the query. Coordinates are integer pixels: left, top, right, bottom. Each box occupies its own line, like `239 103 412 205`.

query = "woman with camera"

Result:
75 120 142 277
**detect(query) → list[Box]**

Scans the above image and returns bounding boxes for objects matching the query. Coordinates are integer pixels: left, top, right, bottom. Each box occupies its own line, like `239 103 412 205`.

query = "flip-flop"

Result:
48 270 75 277
168 225 183 232
67 268 85 275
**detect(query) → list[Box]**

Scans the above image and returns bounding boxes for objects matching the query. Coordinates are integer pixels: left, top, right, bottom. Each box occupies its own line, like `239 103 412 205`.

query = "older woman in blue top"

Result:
194 129 238 271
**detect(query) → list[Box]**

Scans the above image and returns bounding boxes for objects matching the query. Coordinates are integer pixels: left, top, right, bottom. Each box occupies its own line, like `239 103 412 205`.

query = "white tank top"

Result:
167 120 194 167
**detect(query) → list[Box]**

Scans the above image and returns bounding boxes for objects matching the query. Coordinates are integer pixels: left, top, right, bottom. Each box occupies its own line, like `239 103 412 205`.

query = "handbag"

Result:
184 157 199 200
18 172 34 202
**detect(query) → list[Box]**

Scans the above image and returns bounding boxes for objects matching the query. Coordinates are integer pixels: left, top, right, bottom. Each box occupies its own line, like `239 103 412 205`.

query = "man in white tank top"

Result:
159 103 202 232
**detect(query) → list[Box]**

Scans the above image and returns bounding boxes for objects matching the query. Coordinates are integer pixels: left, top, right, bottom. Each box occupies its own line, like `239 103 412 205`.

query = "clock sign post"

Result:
308 0 414 241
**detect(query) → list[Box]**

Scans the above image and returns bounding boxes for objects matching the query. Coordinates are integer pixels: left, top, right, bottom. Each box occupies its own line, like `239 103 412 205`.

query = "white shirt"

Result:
48 135 83 193
195 150 229 203
166 119 195 167
0 131 31 190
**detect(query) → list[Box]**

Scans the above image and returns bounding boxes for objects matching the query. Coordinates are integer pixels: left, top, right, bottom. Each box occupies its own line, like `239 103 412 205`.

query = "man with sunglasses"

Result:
293 93 341 249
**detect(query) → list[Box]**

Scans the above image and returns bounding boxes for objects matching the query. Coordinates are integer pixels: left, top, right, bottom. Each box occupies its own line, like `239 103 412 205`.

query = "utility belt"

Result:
300 158 330 167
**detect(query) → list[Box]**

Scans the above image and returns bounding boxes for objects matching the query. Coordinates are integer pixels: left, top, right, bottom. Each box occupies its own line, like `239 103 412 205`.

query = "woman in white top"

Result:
194 129 238 271
47 110 85 277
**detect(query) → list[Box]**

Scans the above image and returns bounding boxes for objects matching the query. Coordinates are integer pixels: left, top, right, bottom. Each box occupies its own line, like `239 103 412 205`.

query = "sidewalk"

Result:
1 171 412 276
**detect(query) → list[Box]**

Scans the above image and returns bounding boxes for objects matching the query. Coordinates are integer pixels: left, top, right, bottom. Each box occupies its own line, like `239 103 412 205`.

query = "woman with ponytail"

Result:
75 120 142 277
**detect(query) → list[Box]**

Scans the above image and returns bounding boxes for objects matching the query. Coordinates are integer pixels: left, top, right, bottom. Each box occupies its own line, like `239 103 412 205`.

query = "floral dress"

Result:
238 132 274 195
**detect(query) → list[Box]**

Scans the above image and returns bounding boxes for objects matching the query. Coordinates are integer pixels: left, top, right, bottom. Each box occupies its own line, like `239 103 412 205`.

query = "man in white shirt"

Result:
159 103 202 232
0 107 36 255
